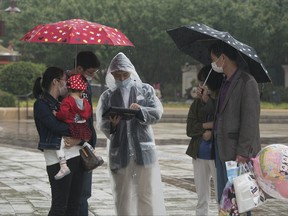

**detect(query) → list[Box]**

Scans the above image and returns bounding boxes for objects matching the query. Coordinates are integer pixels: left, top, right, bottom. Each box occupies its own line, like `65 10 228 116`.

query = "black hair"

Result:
197 65 223 91
209 41 238 61
75 51 100 70
33 67 64 99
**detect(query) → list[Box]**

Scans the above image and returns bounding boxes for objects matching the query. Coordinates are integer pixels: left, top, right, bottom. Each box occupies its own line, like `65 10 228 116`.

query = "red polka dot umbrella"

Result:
20 18 134 47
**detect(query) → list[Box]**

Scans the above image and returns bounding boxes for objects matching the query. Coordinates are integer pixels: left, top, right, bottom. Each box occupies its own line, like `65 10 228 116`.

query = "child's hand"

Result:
64 137 81 148
52 110 57 116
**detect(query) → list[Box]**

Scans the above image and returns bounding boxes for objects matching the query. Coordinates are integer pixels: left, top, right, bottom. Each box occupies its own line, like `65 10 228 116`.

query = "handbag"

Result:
233 162 266 213
219 181 239 216
79 145 102 172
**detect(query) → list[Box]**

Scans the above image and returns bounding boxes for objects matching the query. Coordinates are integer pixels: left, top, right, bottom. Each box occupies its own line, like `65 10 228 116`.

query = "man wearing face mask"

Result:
200 41 261 215
66 51 101 216
96 52 166 216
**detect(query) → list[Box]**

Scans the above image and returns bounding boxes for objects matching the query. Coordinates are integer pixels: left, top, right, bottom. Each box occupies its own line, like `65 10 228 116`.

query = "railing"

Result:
17 92 32 121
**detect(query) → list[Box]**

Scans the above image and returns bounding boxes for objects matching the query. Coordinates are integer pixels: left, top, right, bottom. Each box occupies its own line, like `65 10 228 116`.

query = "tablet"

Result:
102 106 143 121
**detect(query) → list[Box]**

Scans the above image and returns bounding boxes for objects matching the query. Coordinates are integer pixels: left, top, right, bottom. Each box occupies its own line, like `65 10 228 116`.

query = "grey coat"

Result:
215 69 261 161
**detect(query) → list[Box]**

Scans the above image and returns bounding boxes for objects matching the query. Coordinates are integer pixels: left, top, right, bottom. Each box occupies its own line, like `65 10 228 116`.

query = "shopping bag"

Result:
233 162 266 213
219 181 239 216
219 161 240 216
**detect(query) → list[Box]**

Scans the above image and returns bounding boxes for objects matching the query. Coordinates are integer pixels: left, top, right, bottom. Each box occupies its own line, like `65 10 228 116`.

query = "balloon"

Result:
252 144 288 201
275 180 288 198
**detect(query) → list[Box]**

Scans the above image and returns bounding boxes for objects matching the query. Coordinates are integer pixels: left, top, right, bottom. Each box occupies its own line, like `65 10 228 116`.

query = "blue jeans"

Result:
78 171 92 216
214 137 228 203
214 135 251 216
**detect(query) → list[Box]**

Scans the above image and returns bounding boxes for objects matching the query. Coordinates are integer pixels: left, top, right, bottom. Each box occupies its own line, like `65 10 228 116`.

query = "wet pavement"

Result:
0 108 288 215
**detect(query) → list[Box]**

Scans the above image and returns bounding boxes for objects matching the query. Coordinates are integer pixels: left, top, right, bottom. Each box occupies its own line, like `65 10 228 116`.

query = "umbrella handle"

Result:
202 68 212 86
200 68 213 94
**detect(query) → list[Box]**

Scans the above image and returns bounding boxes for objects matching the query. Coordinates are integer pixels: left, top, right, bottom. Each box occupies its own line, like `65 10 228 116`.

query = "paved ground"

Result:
0 108 288 215
1 143 288 216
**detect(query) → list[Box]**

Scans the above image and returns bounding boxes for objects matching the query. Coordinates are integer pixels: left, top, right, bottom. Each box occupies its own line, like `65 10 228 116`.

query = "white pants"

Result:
110 160 166 216
55 138 66 161
193 158 217 216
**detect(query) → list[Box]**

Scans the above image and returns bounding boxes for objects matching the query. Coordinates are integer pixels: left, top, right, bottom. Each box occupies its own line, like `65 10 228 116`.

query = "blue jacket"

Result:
34 93 71 151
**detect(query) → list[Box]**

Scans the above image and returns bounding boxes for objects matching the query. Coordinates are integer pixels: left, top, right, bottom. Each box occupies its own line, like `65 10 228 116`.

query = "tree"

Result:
0 61 45 95
1 0 287 94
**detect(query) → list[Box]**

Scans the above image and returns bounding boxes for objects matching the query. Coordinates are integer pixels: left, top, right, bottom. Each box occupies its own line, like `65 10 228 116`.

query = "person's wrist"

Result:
110 123 117 134
202 95 209 103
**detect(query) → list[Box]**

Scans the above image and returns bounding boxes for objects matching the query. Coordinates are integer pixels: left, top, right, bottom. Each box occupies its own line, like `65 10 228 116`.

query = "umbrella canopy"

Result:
20 18 134 47
167 23 271 83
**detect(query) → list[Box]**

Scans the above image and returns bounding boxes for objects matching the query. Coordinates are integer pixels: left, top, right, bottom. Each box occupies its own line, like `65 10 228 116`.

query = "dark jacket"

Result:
34 93 70 151
186 97 216 159
85 83 97 147
215 70 261 161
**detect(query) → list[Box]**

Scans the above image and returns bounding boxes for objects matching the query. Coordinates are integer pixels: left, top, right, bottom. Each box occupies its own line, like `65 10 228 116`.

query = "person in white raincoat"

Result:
96 52 166 216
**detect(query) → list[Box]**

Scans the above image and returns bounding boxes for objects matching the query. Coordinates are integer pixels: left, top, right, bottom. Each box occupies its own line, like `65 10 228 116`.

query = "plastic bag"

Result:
219 181 239 216
233 162 266 213
219 161 240 216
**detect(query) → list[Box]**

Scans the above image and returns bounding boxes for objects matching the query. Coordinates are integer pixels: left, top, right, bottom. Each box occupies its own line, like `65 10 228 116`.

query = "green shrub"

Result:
0 61 46 95
260 83 288 103
0 90 16 107
161 82 183 101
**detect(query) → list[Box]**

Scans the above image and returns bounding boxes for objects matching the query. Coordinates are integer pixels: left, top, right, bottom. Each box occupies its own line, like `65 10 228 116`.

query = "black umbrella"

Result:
167 23 271 83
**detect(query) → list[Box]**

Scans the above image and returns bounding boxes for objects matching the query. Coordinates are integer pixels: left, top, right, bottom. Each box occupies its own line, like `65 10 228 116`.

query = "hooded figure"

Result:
96 52 166 215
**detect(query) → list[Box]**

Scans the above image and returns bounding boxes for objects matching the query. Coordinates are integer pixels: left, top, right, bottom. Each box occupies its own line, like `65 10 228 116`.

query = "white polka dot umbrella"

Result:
167 23 271 83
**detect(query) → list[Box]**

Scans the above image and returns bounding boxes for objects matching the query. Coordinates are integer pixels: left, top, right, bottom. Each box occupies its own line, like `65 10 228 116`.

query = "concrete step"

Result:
160 114 288 124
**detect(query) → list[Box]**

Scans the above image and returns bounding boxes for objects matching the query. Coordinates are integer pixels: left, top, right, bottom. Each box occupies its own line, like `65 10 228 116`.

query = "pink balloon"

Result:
252 144 288 201
275 180 288 198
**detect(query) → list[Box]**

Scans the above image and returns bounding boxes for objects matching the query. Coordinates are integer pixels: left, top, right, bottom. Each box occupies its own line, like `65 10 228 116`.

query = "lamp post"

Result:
4 0 20 13
0 0 21 36
0 0 21 63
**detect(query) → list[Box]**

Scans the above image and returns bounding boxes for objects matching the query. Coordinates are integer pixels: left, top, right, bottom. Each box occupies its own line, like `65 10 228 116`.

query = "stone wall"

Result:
0 107 33 120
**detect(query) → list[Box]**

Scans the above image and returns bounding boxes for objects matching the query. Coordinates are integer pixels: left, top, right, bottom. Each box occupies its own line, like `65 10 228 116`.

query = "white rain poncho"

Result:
96 52 166 215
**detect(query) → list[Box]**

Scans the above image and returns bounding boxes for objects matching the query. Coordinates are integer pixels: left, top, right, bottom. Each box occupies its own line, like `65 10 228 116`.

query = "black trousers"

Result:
46 156 84 216
79 171 92 216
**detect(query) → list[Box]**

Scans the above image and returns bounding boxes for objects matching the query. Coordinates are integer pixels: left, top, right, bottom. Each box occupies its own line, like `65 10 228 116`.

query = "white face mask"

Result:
85 75 93 82
115 77 132 88
59 83 68 96
211 56 224 73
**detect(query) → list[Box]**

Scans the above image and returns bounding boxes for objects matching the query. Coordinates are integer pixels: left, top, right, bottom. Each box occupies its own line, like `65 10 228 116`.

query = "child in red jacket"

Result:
55 74 103 180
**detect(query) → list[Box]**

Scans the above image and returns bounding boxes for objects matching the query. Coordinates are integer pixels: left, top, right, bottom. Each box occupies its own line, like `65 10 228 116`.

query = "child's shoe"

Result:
54 163 71 180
